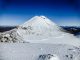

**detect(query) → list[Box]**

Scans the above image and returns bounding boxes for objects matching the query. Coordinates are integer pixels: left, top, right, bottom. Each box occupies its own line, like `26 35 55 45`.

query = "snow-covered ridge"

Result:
0 16 80 47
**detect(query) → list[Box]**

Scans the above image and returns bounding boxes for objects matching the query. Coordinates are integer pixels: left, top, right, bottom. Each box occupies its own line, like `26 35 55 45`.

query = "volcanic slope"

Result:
17 16 80 47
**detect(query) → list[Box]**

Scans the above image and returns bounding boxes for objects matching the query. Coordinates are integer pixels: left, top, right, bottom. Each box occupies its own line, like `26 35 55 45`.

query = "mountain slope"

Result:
0 16 80 47
17 16 80 47
17 16 63 40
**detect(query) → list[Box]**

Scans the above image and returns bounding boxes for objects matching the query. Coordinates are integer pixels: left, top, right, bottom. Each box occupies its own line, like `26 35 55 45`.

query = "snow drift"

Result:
0 43 79 60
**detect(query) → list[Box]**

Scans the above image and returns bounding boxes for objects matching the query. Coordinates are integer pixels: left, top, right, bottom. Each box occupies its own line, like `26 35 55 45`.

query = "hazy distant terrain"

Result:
62 26 80 36
0 26 16 32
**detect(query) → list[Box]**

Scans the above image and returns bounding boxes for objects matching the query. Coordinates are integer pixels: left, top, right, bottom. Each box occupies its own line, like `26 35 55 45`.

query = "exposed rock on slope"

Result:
0 29 24 43
38 54 60 60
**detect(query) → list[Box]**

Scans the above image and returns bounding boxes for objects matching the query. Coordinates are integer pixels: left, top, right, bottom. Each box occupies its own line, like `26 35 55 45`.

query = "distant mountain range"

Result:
62 26 80 35
0 26 16 32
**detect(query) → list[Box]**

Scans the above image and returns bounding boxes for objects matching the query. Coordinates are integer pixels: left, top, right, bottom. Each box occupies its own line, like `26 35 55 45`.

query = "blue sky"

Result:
0 0 80 26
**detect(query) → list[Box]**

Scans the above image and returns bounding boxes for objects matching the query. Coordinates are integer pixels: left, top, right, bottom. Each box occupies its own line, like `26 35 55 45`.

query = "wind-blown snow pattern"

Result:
0 43 80 60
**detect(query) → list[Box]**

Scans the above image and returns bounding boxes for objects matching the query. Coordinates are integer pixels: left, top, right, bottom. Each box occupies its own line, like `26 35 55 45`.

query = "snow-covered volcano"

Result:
0 16 80 47
16 16 80 46
17 16 62 40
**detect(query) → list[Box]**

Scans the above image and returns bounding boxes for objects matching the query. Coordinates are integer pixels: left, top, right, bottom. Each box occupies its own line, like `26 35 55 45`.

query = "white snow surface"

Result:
0 43 79 60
